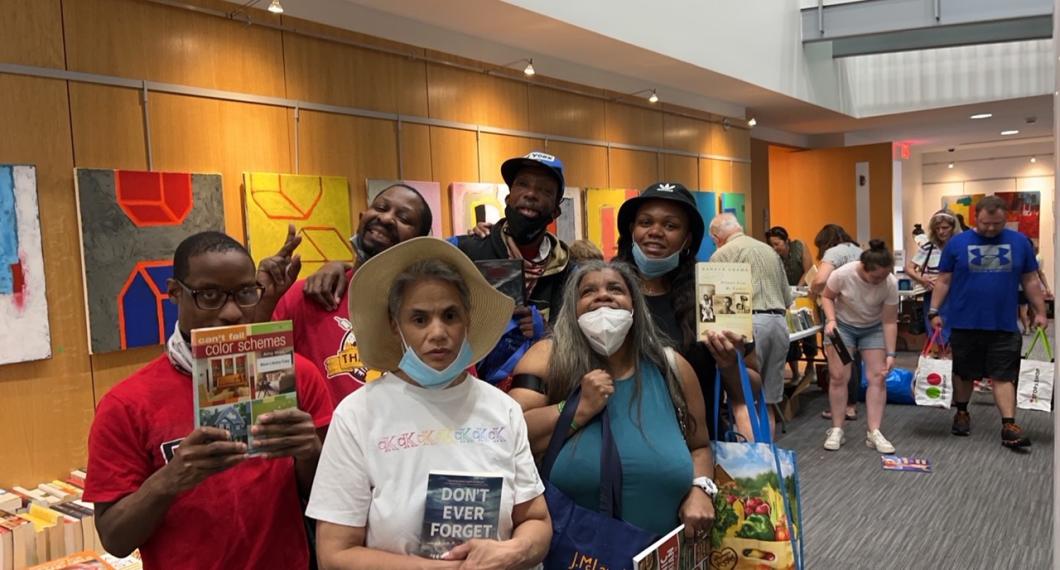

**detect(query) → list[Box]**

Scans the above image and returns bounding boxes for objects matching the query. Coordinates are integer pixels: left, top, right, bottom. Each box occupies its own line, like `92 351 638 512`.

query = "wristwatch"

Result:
692 476 718 498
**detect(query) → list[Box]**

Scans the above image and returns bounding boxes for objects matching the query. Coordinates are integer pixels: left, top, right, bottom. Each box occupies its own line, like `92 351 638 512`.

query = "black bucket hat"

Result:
617 182 705 254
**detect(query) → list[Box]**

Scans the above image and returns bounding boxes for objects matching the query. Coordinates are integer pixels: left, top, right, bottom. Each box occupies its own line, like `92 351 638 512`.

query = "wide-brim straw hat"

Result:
347 237 515 371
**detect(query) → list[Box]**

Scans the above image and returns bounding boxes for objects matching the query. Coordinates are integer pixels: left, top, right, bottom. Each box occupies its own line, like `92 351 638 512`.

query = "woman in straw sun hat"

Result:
307 237 551 569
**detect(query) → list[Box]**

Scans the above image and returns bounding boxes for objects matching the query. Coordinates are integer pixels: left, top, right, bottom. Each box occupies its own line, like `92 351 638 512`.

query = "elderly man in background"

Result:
709 213 793 437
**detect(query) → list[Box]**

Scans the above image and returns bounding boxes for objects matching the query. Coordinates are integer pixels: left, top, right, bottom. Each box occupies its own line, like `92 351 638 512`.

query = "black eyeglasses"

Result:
175 280 265 311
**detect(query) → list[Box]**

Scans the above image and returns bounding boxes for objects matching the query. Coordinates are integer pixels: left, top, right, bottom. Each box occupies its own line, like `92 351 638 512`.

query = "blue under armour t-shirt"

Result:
937 228 1037 332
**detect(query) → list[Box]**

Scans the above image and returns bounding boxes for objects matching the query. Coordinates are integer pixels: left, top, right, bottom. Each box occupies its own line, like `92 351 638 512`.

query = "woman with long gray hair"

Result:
510 260 716 539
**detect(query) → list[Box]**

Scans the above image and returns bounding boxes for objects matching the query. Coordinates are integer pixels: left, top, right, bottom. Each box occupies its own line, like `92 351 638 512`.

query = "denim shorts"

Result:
825 320 886 352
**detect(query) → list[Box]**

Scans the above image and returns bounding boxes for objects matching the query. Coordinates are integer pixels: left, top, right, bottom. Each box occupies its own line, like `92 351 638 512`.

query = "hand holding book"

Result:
159 427 248 494
250 408 321 460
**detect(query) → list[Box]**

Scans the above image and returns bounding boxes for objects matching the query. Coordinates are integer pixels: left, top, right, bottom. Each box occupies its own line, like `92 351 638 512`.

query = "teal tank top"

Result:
549 359 694 536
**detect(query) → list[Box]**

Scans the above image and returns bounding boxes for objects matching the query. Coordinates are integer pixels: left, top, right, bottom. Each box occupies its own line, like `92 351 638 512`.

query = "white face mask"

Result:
577 307 634 356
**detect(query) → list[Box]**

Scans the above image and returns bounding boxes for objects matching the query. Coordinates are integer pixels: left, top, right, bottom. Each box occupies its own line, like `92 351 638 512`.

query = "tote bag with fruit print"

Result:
710 354 804 570
914 330 953 408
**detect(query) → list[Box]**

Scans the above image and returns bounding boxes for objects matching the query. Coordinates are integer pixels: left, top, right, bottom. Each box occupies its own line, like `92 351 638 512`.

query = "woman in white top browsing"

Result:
820 240 900 454
307 237 551 570
905 209 958 343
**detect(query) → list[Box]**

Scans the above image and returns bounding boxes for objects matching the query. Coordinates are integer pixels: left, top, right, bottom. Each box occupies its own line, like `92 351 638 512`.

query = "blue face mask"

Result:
632 242 681 278
397 334 473 390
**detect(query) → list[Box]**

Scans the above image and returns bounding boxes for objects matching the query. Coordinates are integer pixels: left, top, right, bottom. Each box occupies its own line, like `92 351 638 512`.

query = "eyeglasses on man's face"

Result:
175 280 265 311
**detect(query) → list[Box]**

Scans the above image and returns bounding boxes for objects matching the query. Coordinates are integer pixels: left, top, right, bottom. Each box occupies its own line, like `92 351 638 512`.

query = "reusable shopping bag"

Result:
1017 328 1054 413
710 355 804 570
914 330 953 408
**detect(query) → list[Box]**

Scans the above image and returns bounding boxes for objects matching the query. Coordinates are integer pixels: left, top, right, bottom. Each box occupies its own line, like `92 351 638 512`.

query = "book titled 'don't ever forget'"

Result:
192 320 298 453
696 262 754 342
420 472 503 559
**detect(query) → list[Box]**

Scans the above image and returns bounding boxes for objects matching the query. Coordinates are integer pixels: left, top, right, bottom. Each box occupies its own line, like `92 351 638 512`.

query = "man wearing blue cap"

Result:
451 151 573 386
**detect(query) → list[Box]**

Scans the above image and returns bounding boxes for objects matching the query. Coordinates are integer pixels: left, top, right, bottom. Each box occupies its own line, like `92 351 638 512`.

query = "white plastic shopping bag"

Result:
1017 329 1054 413
914 331 953 408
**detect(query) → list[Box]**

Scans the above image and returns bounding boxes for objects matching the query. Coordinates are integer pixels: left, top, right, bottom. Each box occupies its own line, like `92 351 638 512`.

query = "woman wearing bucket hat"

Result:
611 182 763 440
307 237 551 569
510 260 716 540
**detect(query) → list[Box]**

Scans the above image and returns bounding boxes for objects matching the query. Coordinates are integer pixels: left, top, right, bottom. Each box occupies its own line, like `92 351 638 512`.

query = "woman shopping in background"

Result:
308 237 551 570
905 209 958 344
611 182 762 439
766 225 818 385
820 240 900 454
811 224 862 421
510 260 717 539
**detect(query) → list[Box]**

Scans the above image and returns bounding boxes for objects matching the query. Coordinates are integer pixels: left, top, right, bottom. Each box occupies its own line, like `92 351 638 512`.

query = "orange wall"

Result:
768 142 893 256
0 0 752 488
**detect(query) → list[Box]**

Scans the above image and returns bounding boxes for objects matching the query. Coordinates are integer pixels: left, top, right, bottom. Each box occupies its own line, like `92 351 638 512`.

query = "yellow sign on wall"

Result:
242 172 354 278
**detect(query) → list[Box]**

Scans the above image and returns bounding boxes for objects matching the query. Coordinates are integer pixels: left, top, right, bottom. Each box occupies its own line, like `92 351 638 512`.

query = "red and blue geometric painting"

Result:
76 169 224 353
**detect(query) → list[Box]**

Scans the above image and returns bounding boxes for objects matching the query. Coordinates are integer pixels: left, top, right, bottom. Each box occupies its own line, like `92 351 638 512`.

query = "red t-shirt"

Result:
84 354 333 570
274 270 383 406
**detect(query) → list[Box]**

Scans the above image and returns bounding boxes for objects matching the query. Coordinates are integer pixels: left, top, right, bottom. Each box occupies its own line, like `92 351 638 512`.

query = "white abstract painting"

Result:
0 165 51 365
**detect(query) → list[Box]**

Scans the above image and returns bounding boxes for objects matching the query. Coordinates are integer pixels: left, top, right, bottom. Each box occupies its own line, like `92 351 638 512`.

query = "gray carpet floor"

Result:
775 350 1054 569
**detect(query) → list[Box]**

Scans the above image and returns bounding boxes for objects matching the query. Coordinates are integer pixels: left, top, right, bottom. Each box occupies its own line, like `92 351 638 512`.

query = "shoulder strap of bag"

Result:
922 329 944 355
712 351 769 443
919 243 935 274
1024 328 1054 361
540 386 624 518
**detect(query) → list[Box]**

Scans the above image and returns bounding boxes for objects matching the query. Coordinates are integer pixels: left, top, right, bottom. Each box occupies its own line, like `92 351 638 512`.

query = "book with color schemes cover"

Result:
881 455 932 473
419 472 503 559
191 320 298 453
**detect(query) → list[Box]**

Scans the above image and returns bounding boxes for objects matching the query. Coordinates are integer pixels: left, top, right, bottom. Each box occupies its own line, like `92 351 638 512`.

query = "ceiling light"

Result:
747 117 757 127
1030 156 1037 163
947 162 954 169
648 89 659 104
523 59 535 76
1001 130 1020 136
969 113 992 120
267 0 283 13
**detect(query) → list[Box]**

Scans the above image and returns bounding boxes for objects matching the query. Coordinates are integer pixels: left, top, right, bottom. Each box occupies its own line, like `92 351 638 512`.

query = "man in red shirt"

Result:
84 232 333 569
254 184 433 406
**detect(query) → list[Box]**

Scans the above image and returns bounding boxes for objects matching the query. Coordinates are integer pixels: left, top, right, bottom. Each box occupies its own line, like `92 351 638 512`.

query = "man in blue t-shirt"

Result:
930 195 1047 448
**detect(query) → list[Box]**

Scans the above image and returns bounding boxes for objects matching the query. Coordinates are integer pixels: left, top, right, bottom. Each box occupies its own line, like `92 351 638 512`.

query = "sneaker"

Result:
865 429 896 454
823 428 845 451
952 410 971 436
1001 423 1032 448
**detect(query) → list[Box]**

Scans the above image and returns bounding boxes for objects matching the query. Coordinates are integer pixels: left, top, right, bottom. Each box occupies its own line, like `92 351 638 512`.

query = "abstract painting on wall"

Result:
940 194 986 230
0 165 50 365
450 183 509 236
366 180 443 237
694 191 718 261
720 192 746 228
585 188 639 260
995 191 1041 245
76 169 224 354
244 173 353 278
548 187 584 244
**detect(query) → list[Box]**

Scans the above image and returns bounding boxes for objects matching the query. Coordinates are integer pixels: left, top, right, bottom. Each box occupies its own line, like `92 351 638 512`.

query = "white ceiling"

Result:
273 0 1053 150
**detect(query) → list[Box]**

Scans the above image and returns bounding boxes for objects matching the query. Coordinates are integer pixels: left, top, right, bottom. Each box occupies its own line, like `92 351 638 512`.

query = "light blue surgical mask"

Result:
397 334 473 390
632 242 681 278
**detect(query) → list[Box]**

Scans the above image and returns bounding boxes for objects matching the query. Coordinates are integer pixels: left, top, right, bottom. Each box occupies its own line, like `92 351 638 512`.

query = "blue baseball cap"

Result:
501 151 565 206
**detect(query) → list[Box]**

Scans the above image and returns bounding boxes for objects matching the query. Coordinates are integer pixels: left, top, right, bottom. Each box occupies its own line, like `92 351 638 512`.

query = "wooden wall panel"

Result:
283 35 428 115
399 123 434 181
711 123 751 160
147 93 292 239
297 111 399 221
545 142 608 189
663 114 711 155
427 65 528 131
0 76 93 489
528 86 607 141
701 158 733 192
478 134 544 184
1 0 65 67
606 102 663 148
63 0 287 97
69 84 149 170
430 127 479 236
660 154 698 189
609 148 658 190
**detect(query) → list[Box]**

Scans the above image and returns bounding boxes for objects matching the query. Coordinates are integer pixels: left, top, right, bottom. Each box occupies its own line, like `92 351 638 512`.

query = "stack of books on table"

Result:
0 470 142 570
785 308 817 334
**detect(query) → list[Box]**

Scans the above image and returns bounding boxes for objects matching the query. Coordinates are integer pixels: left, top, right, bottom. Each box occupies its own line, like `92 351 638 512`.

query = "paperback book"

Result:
696 262 754 341
474 259 525 306
419 472 502 559
881 455 932 473
192 321 298 453
632 524 710 570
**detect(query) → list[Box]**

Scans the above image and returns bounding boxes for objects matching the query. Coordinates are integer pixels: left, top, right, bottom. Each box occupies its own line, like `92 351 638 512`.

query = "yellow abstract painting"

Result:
585 188 638 260
243 172 353 278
